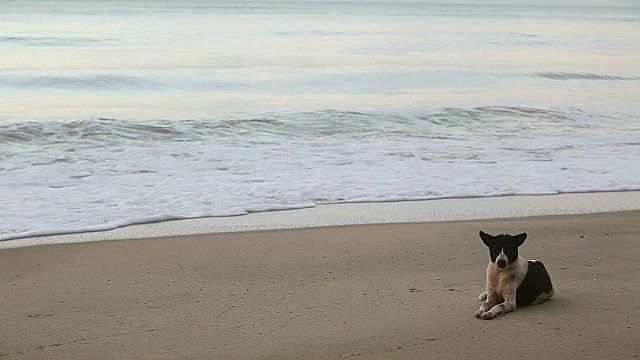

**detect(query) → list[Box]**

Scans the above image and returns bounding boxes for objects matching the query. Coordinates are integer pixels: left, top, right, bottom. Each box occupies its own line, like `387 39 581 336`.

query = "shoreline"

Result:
2 190 640 249
2 211 639 359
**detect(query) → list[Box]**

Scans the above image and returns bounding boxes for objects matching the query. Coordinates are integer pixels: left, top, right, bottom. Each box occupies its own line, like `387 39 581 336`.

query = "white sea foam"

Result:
1 107 639 241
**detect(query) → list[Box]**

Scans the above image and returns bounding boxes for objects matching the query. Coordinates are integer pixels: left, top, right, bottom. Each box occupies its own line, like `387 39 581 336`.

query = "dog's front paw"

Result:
481 312 495 320
475 309 485 318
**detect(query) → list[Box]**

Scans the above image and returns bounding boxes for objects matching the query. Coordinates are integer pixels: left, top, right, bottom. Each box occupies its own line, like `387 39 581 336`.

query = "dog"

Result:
475 231 555 320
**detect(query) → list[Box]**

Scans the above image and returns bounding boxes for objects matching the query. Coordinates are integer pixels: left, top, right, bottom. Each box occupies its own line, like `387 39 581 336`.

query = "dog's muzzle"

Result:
496 259 507 269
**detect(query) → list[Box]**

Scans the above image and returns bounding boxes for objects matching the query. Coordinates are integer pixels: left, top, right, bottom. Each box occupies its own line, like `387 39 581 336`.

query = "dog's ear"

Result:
479 231 494 247
513 232 527 247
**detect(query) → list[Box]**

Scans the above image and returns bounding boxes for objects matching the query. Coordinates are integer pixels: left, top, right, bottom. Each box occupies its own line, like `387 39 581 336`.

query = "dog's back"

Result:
516 260 555 306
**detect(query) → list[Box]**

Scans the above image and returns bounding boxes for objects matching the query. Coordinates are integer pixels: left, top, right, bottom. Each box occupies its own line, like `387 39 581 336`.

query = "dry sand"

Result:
1 211 639 359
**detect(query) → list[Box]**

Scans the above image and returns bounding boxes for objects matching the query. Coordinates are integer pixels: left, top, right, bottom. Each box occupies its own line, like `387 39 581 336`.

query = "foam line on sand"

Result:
2 191 639 249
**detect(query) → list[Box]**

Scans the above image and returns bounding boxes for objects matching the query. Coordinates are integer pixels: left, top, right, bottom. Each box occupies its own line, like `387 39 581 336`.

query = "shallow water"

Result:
1 1 639 240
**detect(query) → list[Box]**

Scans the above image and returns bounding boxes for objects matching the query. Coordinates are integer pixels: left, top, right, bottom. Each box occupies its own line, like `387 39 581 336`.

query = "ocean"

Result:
1 0 639 241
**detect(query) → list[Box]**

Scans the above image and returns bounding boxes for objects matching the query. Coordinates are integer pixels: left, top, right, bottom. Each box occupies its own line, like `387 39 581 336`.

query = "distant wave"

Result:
272 30 351 36
508 32 539 38
0 36 110 47
0 74 160 90
535 72 640 81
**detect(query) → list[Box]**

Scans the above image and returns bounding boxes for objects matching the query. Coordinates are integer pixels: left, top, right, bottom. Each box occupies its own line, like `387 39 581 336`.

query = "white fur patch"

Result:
530 287 555 305
496 249 508 265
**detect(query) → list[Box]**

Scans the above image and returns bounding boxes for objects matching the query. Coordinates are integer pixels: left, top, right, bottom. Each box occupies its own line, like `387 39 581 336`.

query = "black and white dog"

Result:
475 231 555 320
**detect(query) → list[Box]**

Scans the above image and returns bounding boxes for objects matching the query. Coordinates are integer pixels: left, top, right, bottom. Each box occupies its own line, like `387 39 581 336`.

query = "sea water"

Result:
1 1 639 240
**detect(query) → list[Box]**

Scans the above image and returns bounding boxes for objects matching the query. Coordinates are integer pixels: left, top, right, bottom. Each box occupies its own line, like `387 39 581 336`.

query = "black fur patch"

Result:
479 231 526 264
516 261 554 306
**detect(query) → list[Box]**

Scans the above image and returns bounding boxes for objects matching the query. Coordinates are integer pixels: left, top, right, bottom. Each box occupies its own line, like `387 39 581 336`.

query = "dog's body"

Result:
475 231 555 320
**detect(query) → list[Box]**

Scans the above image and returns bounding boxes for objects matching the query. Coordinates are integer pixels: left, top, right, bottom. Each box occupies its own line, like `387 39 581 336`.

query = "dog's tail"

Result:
478 291 487 301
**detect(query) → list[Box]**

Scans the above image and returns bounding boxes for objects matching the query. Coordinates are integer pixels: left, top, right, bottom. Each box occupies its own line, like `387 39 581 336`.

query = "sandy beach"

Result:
1 210 639 359
2 1 639 359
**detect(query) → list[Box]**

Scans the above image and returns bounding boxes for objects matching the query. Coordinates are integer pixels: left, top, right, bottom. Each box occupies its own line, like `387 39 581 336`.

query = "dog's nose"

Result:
497 259 507 268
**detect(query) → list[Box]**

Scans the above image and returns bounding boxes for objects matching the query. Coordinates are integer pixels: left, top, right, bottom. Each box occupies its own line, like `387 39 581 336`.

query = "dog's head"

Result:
479 231 527 269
